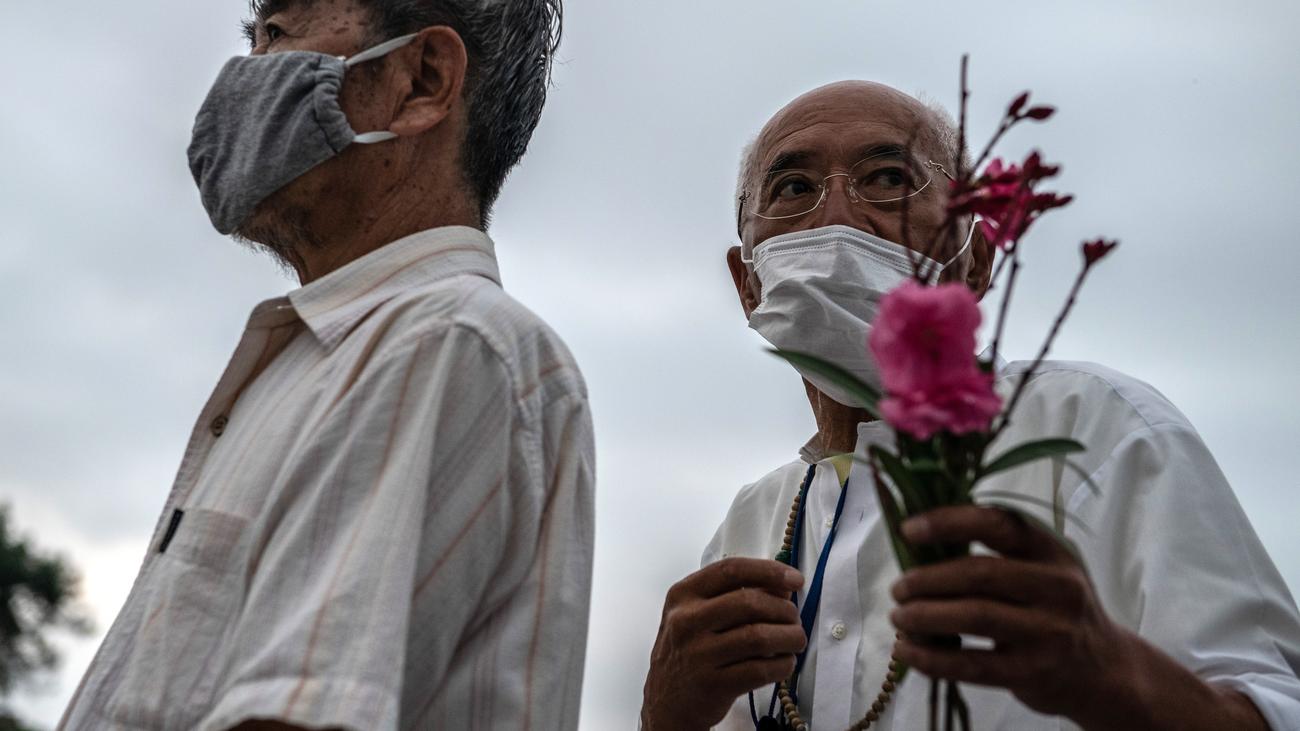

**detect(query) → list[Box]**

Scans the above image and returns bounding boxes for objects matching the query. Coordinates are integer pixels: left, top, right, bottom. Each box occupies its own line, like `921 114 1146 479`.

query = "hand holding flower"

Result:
891 506 1272 731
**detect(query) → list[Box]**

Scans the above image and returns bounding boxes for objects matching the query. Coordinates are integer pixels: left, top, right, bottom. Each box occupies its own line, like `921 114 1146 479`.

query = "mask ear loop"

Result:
342 32 421 67
939 217 978 270
342 32 422 145
354 131 399 144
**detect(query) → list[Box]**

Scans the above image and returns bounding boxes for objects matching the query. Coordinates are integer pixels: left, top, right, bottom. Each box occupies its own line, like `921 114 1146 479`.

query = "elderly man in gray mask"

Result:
640 81 1300 730
59 1 593 730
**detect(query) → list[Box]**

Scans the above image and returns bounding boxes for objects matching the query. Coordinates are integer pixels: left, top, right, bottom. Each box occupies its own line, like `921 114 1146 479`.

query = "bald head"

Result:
760 82 950 162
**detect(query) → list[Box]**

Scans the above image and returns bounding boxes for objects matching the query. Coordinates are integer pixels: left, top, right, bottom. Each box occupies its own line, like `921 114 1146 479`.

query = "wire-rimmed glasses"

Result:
737 151 955 240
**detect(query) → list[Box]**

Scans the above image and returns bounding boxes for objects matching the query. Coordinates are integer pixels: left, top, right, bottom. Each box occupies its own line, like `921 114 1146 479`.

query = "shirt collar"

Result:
798 420 893 464
280 226 501 350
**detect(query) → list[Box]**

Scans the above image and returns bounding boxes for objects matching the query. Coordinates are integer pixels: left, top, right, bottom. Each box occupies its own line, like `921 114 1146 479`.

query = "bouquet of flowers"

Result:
773 58 1118 730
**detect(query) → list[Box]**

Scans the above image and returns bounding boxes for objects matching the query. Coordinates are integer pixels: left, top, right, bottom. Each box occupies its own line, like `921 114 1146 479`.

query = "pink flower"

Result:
869 281 1003 440
948 152 1073 250
878 373 1005 441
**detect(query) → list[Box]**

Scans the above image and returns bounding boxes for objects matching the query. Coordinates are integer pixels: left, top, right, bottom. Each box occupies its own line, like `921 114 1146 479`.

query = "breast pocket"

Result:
102 508 249 730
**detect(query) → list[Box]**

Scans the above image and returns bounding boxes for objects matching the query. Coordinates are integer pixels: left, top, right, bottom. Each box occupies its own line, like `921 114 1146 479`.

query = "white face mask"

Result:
745 223 974 407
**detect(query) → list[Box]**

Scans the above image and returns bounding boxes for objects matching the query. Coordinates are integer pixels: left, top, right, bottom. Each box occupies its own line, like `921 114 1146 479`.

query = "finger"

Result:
893 638 1025 688
701 623 808 667
890 598 1060 643
902 506 1069 562
677 558 804 600
692 588 800 633
891 556 1077 607
714 655 799 696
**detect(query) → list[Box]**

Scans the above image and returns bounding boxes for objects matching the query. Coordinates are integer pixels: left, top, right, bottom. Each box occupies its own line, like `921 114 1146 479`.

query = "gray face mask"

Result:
187 33 419 235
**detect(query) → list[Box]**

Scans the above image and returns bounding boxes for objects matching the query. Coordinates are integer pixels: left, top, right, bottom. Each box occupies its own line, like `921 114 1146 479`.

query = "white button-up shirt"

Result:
706 360 1300 730
59 227 595 731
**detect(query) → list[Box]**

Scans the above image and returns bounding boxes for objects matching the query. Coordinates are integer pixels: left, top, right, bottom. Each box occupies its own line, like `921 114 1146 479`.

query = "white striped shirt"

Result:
59 226 595 731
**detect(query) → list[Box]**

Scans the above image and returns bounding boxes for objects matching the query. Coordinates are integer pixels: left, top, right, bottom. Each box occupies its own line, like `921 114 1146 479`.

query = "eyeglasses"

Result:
737 152 955 235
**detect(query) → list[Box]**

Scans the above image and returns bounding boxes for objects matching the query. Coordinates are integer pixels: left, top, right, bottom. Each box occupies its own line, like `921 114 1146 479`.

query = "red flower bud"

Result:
1023 106 1055 121
1082 238 1119 265
1008 91 1030 117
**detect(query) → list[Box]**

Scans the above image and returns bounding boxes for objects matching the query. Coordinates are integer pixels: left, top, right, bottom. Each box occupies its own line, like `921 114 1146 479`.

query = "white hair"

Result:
734 136 760 225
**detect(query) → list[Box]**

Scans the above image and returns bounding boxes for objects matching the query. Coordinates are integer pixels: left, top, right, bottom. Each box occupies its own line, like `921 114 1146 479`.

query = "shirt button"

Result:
830 622 847 640
210 415 229 437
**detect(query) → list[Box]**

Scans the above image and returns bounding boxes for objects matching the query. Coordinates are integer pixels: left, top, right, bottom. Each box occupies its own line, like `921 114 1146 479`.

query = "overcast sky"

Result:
2 0 1298 727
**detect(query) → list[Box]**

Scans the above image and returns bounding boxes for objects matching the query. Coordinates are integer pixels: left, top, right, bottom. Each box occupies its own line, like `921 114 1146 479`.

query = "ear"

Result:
965 220 995 300
726 245 761 318
388 26 468 138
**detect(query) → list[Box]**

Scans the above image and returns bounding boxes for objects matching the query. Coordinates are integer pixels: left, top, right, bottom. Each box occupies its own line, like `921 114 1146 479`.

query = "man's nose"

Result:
807 174 860 229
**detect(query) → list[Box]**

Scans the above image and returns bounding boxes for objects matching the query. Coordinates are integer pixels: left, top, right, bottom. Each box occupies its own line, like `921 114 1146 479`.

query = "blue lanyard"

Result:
751 463 851 728
792 464 851 690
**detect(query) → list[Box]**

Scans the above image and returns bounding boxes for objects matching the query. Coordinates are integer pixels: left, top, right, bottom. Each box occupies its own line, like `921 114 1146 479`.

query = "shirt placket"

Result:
144 302 298 552
808 461 871 728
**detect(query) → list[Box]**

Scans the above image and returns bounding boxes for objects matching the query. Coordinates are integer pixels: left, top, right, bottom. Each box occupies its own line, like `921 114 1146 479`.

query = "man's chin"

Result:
232 205 322 278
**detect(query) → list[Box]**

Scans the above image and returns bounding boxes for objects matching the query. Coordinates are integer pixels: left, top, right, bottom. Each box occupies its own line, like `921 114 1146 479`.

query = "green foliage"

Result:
972 490 1090 533
0 711 40 731
978 438 1085 480
0 505 91 697
865 451 917 573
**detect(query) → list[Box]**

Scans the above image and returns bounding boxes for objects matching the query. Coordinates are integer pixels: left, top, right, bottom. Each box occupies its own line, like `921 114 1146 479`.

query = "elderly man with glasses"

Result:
639 81 1300 730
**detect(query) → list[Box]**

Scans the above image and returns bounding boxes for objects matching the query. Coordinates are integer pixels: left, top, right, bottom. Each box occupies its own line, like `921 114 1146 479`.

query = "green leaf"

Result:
979 438 1085 479
865 452 917 572
871 447 928 517
972 491 1091 534
767 349 881 417
905 458 943 473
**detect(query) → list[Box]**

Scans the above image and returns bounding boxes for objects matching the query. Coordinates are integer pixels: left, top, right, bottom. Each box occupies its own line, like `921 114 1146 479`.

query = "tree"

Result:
0 505 91 727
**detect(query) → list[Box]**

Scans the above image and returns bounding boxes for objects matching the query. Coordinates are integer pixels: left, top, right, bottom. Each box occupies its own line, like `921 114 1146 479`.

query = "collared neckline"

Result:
799 420 891 465
275 226 501 349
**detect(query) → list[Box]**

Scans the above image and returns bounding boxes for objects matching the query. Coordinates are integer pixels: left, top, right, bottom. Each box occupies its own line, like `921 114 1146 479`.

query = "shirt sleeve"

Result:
195 323 591 731
1073 422 1300 729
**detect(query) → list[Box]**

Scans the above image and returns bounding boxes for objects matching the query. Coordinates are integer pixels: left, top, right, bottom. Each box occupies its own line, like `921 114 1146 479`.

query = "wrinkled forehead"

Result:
250 0 312 21
753 84 937 176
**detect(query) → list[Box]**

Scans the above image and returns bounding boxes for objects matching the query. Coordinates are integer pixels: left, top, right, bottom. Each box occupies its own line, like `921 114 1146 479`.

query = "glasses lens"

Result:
755 170 824 220
851 153 933 203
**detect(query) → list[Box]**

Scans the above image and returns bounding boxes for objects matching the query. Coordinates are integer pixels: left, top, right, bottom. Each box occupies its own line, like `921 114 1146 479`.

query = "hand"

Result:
887 506 1271 731
641 558 806 731
888 505 1135 724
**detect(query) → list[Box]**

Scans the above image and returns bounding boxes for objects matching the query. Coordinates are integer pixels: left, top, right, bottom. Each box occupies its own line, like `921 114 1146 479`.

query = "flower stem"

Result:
957 55 970 182
971 117 1015 179
930 678 940 730
995 262 1094 439
901 145 919 278
989 244 1021 367
986 245 1012 292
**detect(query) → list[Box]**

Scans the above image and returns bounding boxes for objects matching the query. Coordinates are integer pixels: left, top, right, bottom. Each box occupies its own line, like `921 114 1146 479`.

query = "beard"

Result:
232 201 324 280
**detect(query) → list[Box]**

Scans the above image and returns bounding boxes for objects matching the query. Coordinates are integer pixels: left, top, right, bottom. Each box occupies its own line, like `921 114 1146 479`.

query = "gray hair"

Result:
734 94 967 227
364 0 563 227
